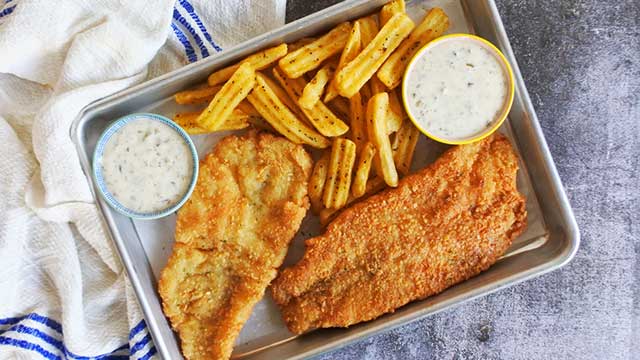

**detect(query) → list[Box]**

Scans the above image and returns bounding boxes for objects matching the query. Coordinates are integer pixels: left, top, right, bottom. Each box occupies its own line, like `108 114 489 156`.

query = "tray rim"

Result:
70 0 580 358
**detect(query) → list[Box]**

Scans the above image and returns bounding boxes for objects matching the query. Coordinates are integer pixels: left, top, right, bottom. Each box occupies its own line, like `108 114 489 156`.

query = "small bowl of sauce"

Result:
402 33 515 144
92 113 198 219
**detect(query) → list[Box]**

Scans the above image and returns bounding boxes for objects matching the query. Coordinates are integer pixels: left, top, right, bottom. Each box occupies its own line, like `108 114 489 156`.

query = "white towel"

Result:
0 0 285 358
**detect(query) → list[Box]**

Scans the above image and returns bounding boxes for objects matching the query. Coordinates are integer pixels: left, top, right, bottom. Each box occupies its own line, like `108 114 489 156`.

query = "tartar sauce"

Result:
405 36 509 141
100 118 193 213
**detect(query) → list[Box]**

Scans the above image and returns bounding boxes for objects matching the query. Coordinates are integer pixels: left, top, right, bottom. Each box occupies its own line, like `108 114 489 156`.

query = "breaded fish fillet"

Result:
158 131 312 359
271 134 527 334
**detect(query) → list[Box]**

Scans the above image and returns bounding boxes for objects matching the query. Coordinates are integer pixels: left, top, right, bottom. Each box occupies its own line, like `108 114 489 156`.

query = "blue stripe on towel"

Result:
0 4 16 18
0 337 61 360
138 346 157 360
0 313 154 359
171 23 198 63
8 324 63 353
0 313 62 334
173 8 210 58
128 319 146 340
178 0 222 52
130 333 151 355
2 323 130 359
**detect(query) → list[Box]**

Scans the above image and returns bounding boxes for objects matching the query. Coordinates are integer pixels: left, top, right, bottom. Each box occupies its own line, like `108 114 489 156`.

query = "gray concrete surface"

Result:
286 1 640 359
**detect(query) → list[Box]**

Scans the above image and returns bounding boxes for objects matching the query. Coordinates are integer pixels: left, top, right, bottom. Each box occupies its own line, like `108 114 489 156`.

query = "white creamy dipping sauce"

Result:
406 37 509 141
100 118 193 213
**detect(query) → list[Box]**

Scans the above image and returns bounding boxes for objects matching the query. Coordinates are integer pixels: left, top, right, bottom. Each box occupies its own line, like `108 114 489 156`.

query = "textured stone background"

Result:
286 1 639 359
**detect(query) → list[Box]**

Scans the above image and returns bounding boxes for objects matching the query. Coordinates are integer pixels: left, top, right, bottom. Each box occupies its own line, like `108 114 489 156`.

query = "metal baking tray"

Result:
71 0 580 358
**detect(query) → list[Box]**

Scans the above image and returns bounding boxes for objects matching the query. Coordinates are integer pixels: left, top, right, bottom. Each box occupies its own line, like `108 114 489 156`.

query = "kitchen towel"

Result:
0 0 285 358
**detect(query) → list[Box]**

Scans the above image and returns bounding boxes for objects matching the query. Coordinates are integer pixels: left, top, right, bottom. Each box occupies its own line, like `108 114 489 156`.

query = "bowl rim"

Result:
401 33 516 145
92 112 199 220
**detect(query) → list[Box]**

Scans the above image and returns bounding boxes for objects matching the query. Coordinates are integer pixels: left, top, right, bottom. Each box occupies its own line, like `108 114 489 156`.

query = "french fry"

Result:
308 152 330 214
352 142 376 197
356 15 378 49
196 62 256 131
207 44 288 86
299 64 333 110
319 176 386 226
380 0 405 26
386 89 405 133
174 109 251 134
328 97 350 120
247 73 330 148
323 138 357 209
174 85 222 105
174 112 207 134
278 22 352 79
273 68 349 137
392 120 420 175
247 116 275 132
348 92 367 149
260 74 308 123
369 76 387 95
324 22 362 102
377 8 449 88
366 93 398 187
236 100 261 117
288 37 317 52
334 13 415 98
369 78 403 133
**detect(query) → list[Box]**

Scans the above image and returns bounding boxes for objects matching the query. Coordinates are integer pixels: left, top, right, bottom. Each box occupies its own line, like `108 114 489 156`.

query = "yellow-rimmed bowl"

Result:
401 33 515 145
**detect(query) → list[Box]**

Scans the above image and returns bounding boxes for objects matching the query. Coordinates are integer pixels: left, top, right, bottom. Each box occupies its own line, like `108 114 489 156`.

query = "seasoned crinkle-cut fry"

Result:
366 92 398 187
356 14 378 49
352 142 376 198
299 64 333 110
236 100 260 117
207 66 238 88
386 89 405 133
278 22 352 79
196 62 256 131
288 37 317 52
247 73 330 148
335 13 414 98
319 176 386 226
273 68 349 137
323 138 357 209
392 120 420 175
174 112 208 134
207 44 288 86
174 109 251 134
260 74 308 123
348 92 367 149
247 116 276 132
324 21 362 102
377 7 449 88
308 152 330 214
380 0 405 26
217 111 254 131
369 79 402 133
174 85 222 105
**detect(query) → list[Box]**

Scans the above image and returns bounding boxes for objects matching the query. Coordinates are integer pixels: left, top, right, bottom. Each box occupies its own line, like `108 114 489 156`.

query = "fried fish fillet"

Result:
158 131 312 359
271 134 527 334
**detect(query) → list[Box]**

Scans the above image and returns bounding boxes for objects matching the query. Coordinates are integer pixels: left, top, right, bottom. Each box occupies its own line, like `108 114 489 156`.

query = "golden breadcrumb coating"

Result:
158 131 312 359
271 134 527 334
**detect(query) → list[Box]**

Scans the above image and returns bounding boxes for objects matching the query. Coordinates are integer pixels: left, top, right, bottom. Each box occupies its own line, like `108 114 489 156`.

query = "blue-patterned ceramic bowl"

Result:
92 113 199 220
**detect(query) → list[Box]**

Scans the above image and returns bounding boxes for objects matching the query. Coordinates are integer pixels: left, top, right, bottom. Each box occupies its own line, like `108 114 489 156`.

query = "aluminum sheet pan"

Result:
71 0 580 358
